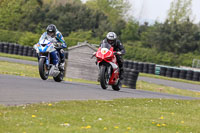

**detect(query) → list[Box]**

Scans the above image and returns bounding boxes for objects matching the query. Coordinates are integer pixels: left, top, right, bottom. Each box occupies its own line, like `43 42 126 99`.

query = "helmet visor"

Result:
47 31 55 37
107 39 114 44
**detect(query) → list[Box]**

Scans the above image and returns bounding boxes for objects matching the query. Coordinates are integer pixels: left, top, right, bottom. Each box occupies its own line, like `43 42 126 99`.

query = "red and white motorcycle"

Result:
93 42 121 91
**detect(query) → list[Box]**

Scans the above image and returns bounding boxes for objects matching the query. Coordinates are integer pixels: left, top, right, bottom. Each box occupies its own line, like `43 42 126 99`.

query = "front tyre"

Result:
100 65 109 89
39 58 49 80
112 80 121 91
53 70 64 82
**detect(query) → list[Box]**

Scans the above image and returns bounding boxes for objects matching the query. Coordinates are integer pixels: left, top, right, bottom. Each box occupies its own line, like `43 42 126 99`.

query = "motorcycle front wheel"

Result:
39 58 49 80
112 80 121 91
100 65 109 89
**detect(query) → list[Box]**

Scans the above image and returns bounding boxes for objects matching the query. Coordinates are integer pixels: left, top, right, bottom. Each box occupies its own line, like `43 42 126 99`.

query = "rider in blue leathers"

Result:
39 24 67 69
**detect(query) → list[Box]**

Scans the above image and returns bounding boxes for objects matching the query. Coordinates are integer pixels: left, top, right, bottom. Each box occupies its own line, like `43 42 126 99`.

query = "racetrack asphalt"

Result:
0 74 198 106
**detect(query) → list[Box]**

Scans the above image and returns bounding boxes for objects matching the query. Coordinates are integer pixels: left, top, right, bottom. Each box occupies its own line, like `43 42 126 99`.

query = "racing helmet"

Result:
46 24 56 37
106 32 117 45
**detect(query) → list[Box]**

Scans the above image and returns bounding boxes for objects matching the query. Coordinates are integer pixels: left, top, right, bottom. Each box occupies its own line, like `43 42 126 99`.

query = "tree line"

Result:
0 0 200 66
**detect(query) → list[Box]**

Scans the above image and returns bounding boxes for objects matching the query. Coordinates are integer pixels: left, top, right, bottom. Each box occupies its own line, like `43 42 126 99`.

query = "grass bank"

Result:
0 53 37 62
0 99 200 133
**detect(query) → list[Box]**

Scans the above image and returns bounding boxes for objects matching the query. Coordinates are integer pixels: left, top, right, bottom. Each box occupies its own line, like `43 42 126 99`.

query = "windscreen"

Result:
100 42 111 50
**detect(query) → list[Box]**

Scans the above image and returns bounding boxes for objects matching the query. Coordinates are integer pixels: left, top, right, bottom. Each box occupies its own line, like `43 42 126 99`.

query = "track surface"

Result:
0 75 198 106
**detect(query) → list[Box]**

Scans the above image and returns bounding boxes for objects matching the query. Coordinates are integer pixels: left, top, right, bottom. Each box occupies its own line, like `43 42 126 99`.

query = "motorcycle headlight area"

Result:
101 48 109 55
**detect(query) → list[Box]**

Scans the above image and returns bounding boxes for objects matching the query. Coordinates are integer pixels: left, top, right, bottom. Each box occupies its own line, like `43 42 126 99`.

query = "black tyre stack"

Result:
23 46 29 56
192 71 200 81
143 63 149 73
166 67 173 77
127 60 134 69
172 68 180 78
133 61 138 71
8 43 14 54
18 45 24 56
27 46 33 57
3 42 9 53
138 62 144 73
160 67 167 76
123 68 139 89
13 44 19 55
186 70 193 80
148 63 155 74
179 69 187 79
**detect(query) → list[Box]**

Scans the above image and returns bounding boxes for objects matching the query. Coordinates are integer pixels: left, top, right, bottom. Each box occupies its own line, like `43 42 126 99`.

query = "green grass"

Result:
137 81 200 98
0 60 200 98
0 52 37 62
0 99 200 133
0 61 39 78
140 73 200 85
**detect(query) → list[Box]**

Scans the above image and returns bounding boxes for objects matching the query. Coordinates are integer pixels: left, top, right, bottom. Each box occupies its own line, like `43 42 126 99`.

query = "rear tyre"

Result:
39 58 49 80
112 80 121 91
100 65 109 89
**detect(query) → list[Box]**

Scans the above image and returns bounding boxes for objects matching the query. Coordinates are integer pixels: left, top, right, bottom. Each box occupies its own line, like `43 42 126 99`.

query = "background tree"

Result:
86 0 130 35
167 0 193 23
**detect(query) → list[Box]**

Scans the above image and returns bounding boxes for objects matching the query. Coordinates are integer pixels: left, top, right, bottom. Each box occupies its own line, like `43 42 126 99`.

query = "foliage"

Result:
0 29 40 46
121 20 140 42
124 43 200 67
141 20 200 54
167 0 193 23
86 0 129 35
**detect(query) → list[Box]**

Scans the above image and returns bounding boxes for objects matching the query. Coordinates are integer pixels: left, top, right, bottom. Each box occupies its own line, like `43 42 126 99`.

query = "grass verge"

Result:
140 73 200 85
0 53 37 62
0 60 200 98
0 99 200 133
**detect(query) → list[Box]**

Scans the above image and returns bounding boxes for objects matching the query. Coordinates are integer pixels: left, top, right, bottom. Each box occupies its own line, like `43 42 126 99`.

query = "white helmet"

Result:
106 32 117 45
106 32 117 40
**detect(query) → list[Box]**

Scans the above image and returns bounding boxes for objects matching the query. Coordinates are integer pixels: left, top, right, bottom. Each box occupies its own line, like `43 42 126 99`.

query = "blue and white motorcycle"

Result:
33 39 65 82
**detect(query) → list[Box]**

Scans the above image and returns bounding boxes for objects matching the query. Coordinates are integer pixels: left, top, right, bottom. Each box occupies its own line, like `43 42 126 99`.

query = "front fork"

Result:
98 64 111 81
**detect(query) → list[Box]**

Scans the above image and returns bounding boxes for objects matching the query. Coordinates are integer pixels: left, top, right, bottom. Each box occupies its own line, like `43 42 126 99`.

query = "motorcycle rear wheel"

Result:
100 65 109 89
39 58 49 80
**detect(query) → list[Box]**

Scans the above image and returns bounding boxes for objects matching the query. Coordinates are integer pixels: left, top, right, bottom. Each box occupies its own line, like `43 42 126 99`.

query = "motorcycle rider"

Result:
39 24 67 69
101 32 126 79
